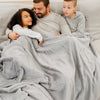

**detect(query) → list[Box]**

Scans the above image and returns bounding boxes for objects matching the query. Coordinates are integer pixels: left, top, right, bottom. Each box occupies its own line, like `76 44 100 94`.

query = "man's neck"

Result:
43 11 50 18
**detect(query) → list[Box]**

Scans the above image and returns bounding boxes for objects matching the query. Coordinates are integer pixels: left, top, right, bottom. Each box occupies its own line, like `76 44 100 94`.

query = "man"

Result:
7 0 71 39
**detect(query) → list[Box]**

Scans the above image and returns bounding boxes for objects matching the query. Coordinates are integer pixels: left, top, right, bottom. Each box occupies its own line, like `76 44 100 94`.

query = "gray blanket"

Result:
0 35 100 100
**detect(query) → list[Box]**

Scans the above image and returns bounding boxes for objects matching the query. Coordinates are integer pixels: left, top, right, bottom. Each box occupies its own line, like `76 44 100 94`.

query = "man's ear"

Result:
47 4 50 12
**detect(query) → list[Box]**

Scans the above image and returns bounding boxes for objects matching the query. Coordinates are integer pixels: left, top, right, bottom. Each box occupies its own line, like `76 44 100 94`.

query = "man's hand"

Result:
56 33 60 37
8 32 20 40
38 40 43 46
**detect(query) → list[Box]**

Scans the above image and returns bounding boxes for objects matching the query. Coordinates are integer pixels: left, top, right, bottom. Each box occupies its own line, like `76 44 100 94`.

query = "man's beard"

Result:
36 10 48 18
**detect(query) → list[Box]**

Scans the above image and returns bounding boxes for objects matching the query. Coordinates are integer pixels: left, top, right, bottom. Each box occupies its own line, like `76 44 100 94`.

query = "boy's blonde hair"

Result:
64 0 77 7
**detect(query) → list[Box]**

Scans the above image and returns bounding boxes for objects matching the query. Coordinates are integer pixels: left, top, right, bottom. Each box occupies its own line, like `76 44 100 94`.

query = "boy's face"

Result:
63 1 77 18
33 2 50 18
21 11 32 28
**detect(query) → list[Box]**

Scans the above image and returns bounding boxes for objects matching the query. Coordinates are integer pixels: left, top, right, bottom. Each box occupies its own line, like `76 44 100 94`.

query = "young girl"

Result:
63 0 86 38
6 8 43 45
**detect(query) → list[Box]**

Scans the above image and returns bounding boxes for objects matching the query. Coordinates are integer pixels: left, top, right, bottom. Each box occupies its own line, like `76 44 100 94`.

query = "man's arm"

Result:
6 28 20 40
6 28 12 36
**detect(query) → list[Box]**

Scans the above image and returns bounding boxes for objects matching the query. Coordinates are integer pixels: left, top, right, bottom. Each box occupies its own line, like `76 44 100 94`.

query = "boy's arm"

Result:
59 16 72 36
72 13 86 37
13 25 43 41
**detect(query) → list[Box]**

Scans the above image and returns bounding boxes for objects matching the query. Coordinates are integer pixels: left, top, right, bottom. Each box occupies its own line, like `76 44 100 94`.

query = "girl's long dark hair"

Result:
7 8 37 29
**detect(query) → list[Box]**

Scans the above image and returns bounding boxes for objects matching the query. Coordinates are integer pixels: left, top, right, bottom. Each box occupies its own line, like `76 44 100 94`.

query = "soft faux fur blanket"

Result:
0 35 100 100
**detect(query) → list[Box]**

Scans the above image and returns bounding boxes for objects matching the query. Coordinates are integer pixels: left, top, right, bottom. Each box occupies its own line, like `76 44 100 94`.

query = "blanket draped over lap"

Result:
0 35 100 100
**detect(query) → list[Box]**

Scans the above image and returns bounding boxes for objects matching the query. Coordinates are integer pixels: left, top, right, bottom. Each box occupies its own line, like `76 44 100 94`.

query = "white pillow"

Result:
77 0 100 34
50 0 63 15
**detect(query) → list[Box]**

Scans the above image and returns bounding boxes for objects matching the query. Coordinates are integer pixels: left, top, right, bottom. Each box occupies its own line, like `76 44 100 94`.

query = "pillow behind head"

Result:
77 0 100 34
50 0 63 15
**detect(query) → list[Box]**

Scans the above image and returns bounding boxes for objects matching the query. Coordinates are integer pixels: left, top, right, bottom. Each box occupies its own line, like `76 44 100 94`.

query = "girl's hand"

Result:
38 40 43 46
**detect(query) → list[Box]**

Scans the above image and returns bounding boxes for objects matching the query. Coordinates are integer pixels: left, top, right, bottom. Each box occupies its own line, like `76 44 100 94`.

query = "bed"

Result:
0 0 100 100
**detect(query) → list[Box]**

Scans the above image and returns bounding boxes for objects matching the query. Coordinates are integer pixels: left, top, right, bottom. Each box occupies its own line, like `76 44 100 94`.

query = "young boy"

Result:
63 0 86 37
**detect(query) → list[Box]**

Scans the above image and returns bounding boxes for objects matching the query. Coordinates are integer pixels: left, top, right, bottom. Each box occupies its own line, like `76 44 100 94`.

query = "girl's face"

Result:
63 1 77 18
21 11 32 28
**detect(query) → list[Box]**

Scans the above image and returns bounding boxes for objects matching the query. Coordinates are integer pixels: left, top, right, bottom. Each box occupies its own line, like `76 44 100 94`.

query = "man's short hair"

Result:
33 0 49 7
64 0 77 7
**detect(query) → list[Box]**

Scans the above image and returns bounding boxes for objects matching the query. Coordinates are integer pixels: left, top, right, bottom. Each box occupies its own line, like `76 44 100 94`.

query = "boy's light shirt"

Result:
64 11 86 38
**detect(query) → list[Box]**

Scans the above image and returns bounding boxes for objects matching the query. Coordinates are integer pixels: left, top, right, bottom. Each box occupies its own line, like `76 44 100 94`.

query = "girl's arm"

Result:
13 24 43 41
